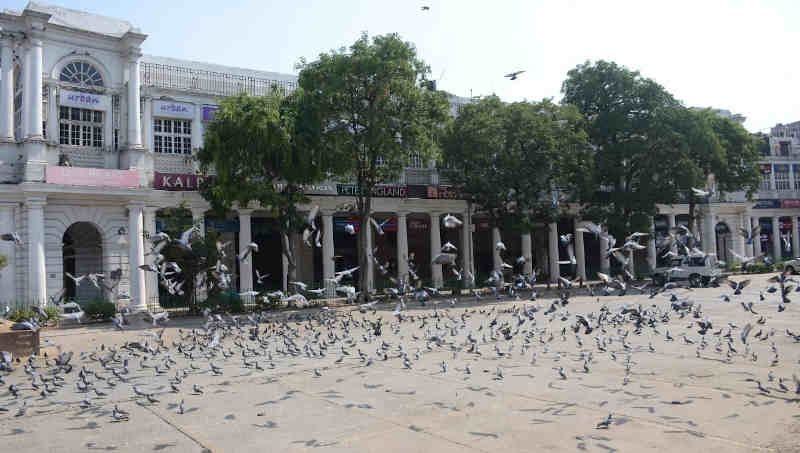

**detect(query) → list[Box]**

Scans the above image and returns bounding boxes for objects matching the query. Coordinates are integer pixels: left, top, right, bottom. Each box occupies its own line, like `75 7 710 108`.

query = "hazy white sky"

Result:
27 0 800 132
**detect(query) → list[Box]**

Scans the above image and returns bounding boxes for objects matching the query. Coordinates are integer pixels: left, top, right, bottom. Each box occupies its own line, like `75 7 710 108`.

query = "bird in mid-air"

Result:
421 5 430 11
504 70 525 80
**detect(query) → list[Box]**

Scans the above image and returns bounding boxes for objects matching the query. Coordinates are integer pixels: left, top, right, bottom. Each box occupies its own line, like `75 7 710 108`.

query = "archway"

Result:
715 222 731 265
63 222 103 301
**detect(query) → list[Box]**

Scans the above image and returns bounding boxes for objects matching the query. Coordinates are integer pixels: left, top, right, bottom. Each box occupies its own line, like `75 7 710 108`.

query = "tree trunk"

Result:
687 193 696 249
281 231 297 295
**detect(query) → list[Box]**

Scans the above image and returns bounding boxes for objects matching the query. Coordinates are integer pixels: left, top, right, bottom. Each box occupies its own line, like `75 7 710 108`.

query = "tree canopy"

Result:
441 95 589 235
197 90 332 288
296 32 450 296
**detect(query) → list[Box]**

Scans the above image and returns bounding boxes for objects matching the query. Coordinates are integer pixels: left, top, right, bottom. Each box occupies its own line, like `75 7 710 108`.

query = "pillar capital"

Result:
396 210 410 217
238 208 254 217
126 200 146 210
143 206 159 215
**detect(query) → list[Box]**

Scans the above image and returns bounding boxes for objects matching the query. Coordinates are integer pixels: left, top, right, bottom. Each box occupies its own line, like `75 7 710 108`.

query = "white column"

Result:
364 214 374 292
770 166 776 191
741 213 752 257
238 209 253 292
667 214 676 230
461 210 473 285
753 216 763 257
772 215 781 260
491 227 503 271
127 201 147 311
20 43 30 138
430 212 442 287
647 217 656 272
521 232 533 276
793 215 800 259
192 102 202 152
599 229 610 274
142 96 152 151
127 51 143 149
26 38 43 140
734 213 746 258
142 207 160 308
0 205 15 300
322 212 335 297
703 208 717 265
46 83 57 145
0 38 13 142
548 222 559 283
26 198 46 306
191 207 205 237
574 219 587 279
396 211 409 282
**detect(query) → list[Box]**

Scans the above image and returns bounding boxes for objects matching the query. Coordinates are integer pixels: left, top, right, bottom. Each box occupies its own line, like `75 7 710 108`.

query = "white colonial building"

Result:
0 3 790 310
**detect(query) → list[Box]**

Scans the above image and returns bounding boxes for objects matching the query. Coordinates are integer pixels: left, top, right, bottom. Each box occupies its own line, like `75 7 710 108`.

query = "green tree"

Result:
296 33 450 298
442 96 589 266
561 60 682 240
197 90 332 291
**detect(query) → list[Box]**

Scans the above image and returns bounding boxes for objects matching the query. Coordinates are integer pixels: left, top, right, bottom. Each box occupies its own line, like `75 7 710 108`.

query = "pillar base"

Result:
23 160 47 182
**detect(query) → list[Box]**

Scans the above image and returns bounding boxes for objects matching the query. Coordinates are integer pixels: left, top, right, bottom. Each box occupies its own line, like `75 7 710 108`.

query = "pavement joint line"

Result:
138 400 216 453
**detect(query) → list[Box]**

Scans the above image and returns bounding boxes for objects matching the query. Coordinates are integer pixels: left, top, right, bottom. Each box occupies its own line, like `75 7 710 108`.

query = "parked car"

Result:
782 258 800 274
651 255 720 287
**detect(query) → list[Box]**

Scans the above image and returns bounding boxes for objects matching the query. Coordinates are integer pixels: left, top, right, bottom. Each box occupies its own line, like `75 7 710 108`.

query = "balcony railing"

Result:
140 63 297 98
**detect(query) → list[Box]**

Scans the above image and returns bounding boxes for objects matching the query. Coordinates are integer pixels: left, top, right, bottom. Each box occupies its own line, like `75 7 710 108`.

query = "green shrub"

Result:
83 299 116 320
44 306 60 322
745 262 774 274
7 308 35 322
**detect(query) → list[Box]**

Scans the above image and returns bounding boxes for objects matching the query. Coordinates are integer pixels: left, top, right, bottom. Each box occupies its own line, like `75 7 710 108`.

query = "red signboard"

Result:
782 199 800 209
427 185 461 199
46 167 139 188
154 172 206 191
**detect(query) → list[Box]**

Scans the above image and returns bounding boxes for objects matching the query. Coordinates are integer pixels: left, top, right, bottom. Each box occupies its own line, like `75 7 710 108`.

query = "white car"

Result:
651 256 720 287
782 258 800 274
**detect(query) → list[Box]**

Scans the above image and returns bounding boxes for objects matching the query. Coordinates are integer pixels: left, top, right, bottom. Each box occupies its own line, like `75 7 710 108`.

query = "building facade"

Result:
0 3 790 310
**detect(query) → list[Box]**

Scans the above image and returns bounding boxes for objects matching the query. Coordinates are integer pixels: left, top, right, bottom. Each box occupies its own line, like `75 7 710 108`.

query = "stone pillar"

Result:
574 221 587 280
548 222 559 283
238 209 253 293
46 83 57 145
461 210 473 285
0 38 15 142
647 217 656 272
127 51 143 149
741 213 752 257
364 214 374 292
127 201 147 312
191 207 205 237
491 227 503 271
753 217 763 257
600 227 610 274
142 96 152 151
322 212 335 297
0 205 15 301
26 198 46 305
702 207 717 264
25 38 43 140
143 207 160 308
429 212 443 287
772 215 781 260
396 211 409 282
793 215 800 259
521 232 533 276
667 214 676 231
734 213 746 258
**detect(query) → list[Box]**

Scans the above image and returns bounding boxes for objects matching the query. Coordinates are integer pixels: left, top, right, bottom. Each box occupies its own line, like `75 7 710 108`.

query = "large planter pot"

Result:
0 323 40 358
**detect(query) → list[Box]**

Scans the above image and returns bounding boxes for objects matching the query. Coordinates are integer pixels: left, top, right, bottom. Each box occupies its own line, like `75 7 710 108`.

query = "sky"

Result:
18 0 800 132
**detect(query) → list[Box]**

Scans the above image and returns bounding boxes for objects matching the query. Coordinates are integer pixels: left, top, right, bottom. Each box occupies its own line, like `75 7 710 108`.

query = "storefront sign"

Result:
753 199 780 209
60 89 111 110
274 182 337 196
153 100 195 119
202 106 220 122
759 164 772 175
783 199 800 209
793 164 800 174
336 184 407 198
46 167 139 188
408 219 428 231
426 185 460 199
205 219 240 233
154 172 206 191
775 164 790 173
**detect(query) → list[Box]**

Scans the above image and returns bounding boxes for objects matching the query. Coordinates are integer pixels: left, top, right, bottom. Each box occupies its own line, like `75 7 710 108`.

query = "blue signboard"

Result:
753 199 780 209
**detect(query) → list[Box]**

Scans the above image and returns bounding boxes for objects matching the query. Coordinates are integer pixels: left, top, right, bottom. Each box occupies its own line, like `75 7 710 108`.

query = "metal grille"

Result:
141 63 296 97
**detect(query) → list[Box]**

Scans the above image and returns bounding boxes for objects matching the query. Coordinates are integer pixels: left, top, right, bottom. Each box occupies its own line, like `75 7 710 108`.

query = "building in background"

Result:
0 2 788 311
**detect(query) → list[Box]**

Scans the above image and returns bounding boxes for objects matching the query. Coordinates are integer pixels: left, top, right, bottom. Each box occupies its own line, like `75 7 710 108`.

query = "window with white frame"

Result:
408 151 423 168
153 118 192 154
775 165 790 191
59 106 103 147
760 167 772 191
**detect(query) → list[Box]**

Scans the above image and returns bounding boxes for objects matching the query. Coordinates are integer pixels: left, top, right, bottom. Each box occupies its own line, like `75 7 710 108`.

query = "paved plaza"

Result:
2 273 800 453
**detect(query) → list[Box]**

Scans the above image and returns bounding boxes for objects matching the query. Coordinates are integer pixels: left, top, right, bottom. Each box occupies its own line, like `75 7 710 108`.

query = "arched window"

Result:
60 61 104 87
